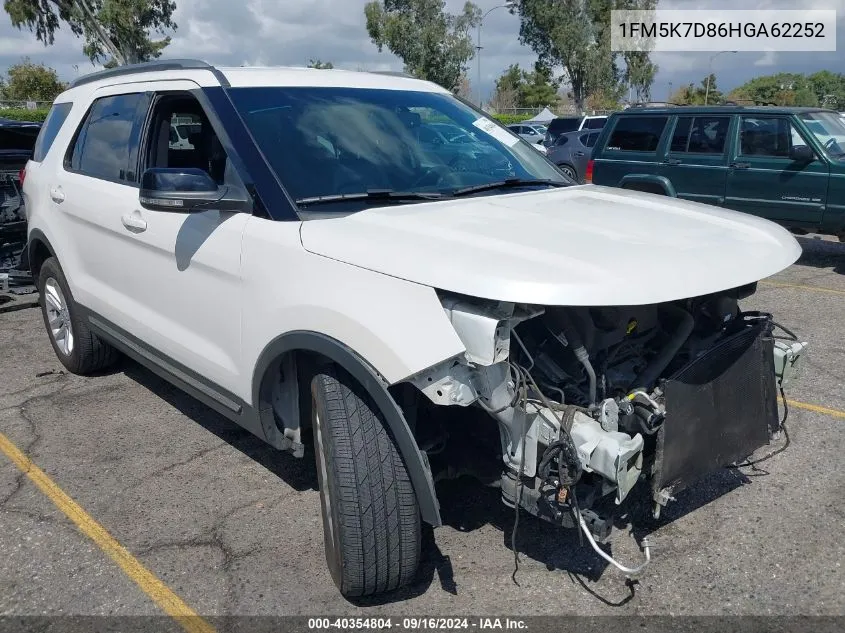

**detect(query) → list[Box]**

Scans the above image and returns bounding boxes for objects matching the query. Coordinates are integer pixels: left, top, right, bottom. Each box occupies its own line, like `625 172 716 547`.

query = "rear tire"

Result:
38 257 119 375
558 164 577 181
310 366 421 597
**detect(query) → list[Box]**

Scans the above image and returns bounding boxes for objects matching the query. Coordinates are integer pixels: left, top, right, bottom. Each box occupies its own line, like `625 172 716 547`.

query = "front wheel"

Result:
311 366 421 597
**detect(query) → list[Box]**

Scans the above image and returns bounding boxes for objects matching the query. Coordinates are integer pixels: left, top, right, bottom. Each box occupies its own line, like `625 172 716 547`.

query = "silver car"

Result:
546 129 601 182
506 123 547 145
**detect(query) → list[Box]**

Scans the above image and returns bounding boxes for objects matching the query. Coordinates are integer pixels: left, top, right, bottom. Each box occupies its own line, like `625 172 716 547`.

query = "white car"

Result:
23 60 804 598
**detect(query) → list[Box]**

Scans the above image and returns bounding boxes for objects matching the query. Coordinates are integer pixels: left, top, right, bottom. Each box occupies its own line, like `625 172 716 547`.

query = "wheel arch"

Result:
252 330 442 527
618 174 676 197
26 228 56 286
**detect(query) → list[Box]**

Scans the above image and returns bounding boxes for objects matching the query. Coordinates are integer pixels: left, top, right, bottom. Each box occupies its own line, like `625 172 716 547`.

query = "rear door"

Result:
725 115 828 225
660 114 732 207
49 87 151 324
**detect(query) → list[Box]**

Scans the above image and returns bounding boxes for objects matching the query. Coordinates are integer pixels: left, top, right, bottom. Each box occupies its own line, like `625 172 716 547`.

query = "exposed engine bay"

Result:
407 286 806 577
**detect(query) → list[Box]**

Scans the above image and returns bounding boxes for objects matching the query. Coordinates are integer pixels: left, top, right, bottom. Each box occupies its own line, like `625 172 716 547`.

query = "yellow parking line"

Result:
786 399 845 419
759 280 845 296
0 431 216 633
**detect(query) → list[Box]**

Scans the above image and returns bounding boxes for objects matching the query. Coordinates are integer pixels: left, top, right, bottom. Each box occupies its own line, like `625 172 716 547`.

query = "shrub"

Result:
0 108 50 123
491 113 537 125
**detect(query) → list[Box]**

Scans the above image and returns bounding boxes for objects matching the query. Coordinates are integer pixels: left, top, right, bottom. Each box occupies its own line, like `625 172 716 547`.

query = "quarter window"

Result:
33 102 73 162
606 116 668 152
68 93 148 183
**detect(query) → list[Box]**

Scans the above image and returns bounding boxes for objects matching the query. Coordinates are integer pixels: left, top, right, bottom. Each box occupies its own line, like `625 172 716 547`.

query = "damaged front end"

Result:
408 286 806 576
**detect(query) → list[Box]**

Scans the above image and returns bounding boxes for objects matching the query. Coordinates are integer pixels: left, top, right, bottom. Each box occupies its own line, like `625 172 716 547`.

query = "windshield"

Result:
799 112 845 157
226 87 569 208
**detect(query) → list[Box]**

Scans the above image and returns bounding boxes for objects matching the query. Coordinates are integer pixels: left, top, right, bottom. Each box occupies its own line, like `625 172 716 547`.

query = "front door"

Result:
115 81 251 395
725 115 828 225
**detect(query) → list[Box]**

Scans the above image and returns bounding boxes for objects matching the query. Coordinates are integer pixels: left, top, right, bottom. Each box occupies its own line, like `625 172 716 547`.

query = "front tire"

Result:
311 366 421 597
38 257 119 375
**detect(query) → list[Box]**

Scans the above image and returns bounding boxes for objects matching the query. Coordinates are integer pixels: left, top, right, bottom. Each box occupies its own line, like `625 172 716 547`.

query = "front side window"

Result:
226 86 568 208
606 116 668 152
739 117 797 158
798 111 845 158
68 93 148 183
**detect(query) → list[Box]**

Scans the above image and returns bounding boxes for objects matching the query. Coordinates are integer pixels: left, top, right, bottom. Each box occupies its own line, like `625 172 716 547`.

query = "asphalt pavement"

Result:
0 235 843 625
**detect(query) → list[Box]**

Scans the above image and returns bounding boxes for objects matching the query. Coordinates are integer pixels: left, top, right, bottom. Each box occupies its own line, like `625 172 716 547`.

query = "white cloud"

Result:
0 0 842 100
754 50 778 67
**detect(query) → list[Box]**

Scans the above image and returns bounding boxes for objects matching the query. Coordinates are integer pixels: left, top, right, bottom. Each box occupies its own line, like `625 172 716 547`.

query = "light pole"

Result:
704 50 736 105
477 2 517 108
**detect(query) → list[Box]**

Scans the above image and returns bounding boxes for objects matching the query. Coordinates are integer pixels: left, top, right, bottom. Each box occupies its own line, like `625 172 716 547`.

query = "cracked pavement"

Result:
0 235 843 619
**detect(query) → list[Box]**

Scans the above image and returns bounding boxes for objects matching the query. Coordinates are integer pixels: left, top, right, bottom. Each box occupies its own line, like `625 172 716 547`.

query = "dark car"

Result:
1 118 41 278
544 115 608 147
589 105 845 240
546 129 601 182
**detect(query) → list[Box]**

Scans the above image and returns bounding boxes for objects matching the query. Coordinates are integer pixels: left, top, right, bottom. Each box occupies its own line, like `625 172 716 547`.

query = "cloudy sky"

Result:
0 0 843 102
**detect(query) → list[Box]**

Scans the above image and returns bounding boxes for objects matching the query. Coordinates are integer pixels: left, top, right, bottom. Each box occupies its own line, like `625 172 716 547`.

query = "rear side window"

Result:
585 132 600 147
68 93 149 183
606 116 668 152
32 102 73 162
671 116 730 153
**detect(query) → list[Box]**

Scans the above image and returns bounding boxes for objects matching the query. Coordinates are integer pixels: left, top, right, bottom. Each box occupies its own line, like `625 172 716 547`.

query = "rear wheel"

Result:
38 257 119 375
311 366 421 597
558 164 577 181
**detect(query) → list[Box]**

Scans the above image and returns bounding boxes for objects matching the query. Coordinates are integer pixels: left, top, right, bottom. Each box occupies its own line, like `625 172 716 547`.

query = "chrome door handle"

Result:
49 186 65 203
663 158 681 165
121 212 147 232
731 162 751 169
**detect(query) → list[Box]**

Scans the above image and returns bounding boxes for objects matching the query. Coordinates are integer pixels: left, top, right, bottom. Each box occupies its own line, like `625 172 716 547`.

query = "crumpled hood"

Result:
299 185 802 306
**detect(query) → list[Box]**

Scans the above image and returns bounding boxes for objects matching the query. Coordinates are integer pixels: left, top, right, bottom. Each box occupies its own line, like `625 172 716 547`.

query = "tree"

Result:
490 62 559 110
307 59 334 69
519 63 559 108
364 0 481 91
623 51 657 103
669 75 723 106
455 74 473 100
4 0 177 66
807 70 845 109
728 73 819 107
1 57 66 101
514 0 658 113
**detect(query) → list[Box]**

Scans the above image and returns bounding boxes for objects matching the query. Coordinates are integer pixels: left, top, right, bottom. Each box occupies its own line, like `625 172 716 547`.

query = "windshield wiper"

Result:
451 178 568 197
296 189 448 207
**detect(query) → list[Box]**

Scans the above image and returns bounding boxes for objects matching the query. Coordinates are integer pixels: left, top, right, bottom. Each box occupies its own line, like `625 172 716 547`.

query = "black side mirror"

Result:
139 167 249 213
789 145 814 163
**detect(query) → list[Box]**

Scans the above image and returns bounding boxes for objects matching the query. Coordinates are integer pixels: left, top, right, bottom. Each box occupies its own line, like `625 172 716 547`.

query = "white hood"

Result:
299 185 802 306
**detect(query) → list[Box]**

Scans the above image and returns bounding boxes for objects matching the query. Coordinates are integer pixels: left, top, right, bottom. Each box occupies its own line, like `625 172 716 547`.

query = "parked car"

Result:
1 117 41 279
506 123 547 145
546 129 601 182
544 114 607 146
589 105 845 240
24 60 804 598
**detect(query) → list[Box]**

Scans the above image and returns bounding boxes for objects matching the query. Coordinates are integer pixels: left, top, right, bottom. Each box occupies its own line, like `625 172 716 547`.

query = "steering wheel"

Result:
408 165 456 190
824 137 838 151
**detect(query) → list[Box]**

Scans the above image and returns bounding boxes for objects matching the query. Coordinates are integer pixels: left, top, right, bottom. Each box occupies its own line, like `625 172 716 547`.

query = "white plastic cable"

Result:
578 512 651 578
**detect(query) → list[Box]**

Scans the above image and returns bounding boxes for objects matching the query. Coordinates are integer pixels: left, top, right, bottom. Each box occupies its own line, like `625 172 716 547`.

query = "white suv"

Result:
23 59 804 598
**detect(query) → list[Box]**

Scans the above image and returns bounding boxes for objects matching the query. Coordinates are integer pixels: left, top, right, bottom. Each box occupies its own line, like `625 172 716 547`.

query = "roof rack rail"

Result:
69 58 228 88
368 70 416 79
628 101 682 108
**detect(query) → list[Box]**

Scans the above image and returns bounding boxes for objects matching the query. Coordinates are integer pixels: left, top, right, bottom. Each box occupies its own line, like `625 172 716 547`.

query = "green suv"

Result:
589 106 845 240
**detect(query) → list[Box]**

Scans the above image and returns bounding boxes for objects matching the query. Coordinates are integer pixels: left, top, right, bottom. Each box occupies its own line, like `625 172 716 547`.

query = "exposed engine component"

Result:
417 285 787 579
